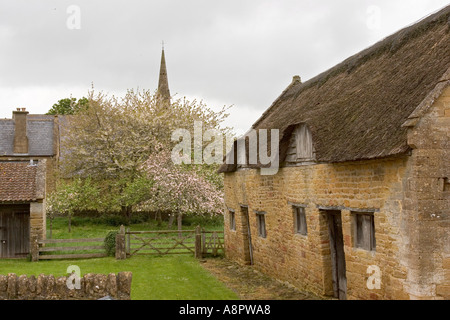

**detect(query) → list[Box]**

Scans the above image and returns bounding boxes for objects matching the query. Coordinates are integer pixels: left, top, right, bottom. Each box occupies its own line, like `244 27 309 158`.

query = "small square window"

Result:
293 206 307 235
229 209 236 231
255 212 267 238
354 212 376 251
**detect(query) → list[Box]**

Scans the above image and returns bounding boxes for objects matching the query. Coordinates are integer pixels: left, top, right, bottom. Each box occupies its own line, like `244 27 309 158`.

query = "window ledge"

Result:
294 233 308 238
352 247 377 257
285 160 316 166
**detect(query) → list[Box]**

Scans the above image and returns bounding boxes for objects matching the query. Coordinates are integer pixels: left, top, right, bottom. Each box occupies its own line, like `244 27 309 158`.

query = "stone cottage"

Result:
219 6 450 299
0 108 64 258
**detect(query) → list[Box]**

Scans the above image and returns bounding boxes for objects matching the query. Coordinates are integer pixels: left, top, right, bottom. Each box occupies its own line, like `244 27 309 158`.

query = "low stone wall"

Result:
0 272 132 300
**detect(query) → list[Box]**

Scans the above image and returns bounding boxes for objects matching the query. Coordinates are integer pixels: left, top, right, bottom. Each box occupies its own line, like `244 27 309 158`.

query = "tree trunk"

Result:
167 213 175 229
156 210 162 227
177 211 183 238
49 217 53 239
68 214 72 233
121 205 133 223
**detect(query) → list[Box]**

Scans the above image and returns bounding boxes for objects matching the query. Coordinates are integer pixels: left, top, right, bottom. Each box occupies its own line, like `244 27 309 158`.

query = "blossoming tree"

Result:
52 89 231 224
142 146 224 231
46 177 99 233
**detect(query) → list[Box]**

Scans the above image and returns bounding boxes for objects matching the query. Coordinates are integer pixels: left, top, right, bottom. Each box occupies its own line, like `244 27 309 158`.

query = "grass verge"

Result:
0 216 236 300
0 255 237 300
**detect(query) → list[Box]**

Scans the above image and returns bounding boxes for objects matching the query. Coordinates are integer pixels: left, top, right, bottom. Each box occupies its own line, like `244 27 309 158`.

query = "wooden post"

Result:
212 232 218 256
115 225 126 260
202 228 207 255
195 225 202 259
126 227 130 256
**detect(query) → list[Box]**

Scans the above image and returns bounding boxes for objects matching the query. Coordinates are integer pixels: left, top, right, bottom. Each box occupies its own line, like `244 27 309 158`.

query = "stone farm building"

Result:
0 109 63 258
219 6 450 299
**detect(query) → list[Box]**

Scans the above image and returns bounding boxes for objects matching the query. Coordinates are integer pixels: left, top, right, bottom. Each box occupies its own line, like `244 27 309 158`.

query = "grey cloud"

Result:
0 0 449 132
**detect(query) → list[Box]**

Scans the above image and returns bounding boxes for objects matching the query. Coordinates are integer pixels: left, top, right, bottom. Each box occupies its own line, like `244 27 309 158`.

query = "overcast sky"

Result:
0 0 449 135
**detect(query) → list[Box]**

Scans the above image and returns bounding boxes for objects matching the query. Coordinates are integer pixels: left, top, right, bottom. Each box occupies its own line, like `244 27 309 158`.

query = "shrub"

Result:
101 215 129 227
130 212 151 224
104 231 118 256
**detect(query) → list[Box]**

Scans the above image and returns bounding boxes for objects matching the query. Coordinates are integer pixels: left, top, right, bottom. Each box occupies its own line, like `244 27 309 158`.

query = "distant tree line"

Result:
46 97 89 115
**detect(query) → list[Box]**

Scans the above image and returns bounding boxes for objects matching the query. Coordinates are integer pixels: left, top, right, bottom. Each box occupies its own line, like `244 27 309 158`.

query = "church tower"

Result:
157 42 171 104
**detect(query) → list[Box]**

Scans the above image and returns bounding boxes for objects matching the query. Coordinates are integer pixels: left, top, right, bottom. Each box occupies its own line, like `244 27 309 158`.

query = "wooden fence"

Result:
35 237 107 261
30 225 224 261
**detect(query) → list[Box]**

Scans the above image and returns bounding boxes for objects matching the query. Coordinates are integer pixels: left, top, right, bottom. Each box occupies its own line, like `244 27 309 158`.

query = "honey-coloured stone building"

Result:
219 6 450 300
0 109 62 258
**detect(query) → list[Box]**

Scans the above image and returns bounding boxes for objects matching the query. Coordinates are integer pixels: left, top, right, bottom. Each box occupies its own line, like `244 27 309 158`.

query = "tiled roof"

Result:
0 116 55 156
0 161 38 201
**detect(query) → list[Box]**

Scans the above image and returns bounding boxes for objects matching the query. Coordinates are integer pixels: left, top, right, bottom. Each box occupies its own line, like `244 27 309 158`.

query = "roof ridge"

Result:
402 66 450 127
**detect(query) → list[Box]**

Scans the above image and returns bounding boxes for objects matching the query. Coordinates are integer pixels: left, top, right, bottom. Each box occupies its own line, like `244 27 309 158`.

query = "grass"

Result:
0 215 238 300
48 214 224 238
0 255 237 300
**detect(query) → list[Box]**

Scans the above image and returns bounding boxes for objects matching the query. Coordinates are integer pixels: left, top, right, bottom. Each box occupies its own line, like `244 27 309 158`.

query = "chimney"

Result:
292 75 302 84
13 108 29 154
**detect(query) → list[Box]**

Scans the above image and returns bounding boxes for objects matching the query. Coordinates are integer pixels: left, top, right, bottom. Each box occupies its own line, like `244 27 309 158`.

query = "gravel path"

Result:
200 257 325 300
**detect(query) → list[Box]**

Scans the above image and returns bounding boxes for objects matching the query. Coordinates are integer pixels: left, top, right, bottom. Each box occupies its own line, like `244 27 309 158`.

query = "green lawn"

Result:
0 255 237 300
0 216 238 300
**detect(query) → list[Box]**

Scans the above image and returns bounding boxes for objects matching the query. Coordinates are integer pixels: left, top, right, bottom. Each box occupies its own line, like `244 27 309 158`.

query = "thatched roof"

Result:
219 5 450 173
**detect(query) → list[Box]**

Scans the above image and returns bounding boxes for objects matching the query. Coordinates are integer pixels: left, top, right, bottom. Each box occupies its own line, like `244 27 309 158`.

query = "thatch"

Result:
219 5 450 173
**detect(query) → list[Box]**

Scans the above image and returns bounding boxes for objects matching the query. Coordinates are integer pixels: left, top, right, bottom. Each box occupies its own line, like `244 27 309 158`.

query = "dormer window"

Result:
285 123 315 164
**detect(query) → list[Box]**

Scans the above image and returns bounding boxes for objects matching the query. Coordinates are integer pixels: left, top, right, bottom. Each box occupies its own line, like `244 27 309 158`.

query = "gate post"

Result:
115 225 126 260
202 228 207 256
195 225 202 259
30 234 39 262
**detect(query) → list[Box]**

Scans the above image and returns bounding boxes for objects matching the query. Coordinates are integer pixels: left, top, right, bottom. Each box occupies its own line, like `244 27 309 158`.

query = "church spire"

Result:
157 41 171 103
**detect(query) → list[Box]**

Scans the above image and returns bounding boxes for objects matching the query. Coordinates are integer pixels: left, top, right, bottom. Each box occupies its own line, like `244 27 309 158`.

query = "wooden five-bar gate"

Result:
124 226 224 258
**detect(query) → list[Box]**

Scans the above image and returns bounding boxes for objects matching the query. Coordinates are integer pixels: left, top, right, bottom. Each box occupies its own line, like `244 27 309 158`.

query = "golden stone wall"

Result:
402 85 450 299
224 157 408 299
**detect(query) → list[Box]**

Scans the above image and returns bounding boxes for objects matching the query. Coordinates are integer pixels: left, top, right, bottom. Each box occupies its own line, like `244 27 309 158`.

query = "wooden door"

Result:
0 205 30 258
0 211 9 258
240 205 253 265
327 210 347 300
